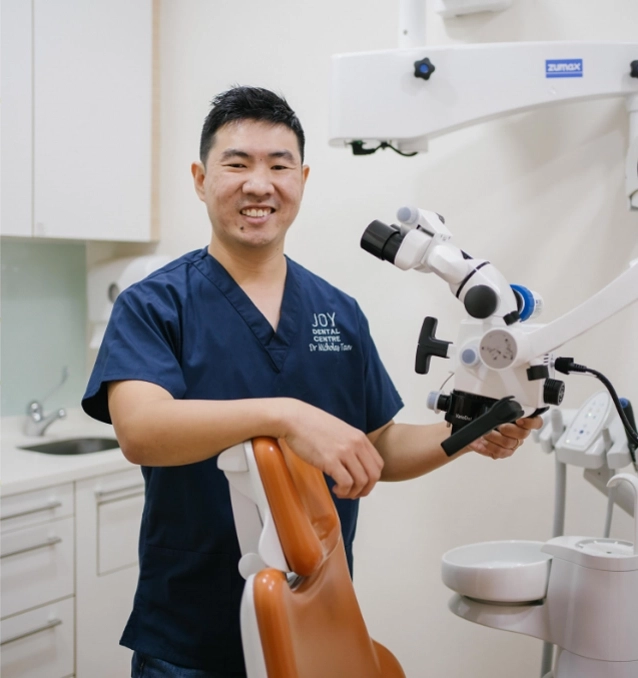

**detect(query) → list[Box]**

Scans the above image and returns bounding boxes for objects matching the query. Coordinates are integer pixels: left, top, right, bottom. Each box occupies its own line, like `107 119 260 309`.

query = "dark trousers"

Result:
131 652 247 678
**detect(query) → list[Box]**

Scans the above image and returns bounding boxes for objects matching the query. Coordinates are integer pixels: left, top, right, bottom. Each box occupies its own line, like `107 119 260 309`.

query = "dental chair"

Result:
218 437 406 678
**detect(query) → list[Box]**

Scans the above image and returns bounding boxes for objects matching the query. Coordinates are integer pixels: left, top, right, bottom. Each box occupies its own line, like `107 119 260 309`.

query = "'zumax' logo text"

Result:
546 59 583 78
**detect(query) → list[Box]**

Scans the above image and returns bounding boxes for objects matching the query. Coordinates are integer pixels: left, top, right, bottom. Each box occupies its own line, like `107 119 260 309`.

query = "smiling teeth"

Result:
242 208 271 217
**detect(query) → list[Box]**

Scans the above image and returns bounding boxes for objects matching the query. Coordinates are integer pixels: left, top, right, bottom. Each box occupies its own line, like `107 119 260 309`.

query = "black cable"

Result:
349 140 418 157
554 357 638 468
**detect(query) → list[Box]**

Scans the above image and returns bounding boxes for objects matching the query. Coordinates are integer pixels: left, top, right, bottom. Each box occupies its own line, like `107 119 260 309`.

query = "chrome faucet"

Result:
25 401 67 436
24 367 68 436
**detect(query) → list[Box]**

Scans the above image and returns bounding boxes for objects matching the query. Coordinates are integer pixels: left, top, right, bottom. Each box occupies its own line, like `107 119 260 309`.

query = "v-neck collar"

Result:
195 249 301 372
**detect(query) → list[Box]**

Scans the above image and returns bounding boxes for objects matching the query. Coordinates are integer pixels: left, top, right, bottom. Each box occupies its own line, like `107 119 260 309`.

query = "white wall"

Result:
154 2 638 676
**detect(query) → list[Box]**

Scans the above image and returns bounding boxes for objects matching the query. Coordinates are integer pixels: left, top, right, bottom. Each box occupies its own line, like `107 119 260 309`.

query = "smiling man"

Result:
82 86 540 678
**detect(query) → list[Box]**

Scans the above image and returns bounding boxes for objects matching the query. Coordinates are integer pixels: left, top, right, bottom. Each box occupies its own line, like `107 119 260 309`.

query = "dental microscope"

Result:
360 206 638 678
328 12 638 673
360 207 638 456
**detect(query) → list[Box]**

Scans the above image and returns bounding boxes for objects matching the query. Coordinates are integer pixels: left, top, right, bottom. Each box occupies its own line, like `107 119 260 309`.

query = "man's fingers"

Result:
328 441 383 499
327 462 355 499
515 416 543 430
353 446 383 497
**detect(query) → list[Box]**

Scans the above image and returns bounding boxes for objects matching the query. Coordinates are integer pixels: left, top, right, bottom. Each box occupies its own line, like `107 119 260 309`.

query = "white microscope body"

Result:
361 208 638 455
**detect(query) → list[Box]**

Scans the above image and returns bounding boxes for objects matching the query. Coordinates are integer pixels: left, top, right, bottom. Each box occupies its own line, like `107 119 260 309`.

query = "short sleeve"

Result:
82 282 187 424
356 304 403 432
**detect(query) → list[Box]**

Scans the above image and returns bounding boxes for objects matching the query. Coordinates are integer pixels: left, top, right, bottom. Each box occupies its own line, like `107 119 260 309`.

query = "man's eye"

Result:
224 163 246 169
272 165 291 171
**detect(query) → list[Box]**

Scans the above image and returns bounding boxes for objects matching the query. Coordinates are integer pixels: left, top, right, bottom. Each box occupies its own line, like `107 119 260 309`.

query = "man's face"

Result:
192 119 309 255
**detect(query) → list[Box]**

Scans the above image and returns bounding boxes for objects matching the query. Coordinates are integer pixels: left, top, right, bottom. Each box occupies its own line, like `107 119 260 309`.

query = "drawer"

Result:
1 483 74 533
1 517 74 618
1 596 74 678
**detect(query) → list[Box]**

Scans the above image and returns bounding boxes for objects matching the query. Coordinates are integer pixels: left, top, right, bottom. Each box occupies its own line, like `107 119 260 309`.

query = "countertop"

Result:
1 409 137 497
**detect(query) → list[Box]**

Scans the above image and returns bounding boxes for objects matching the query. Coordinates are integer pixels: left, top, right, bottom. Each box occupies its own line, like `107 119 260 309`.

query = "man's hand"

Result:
280 400 384 500
465 416 543 460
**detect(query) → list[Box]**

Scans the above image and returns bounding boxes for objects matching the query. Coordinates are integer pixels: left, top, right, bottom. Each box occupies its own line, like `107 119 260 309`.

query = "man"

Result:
82 86 540 678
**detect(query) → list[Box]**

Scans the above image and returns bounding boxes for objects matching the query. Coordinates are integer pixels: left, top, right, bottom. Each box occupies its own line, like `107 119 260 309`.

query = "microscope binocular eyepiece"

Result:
360 220 404 264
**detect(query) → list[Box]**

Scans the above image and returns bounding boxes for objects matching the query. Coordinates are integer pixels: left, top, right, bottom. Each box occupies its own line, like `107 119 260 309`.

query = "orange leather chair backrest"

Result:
248 437 406 678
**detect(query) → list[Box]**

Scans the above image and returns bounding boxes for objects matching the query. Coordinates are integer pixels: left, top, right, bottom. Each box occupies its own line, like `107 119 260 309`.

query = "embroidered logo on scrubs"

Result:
309 312 352 353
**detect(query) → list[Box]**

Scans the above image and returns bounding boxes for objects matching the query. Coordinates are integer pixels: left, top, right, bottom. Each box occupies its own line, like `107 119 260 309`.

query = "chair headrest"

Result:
252 437 341 577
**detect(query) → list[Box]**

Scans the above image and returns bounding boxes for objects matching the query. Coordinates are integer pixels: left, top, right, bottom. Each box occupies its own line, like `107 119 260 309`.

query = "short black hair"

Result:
199 86 306 164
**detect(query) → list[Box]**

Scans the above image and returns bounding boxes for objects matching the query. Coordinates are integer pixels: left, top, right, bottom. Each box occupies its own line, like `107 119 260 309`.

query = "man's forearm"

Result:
108 380 386 501
373 421 464 482
108 380 297 467
110 387 293 467
373 416 542 481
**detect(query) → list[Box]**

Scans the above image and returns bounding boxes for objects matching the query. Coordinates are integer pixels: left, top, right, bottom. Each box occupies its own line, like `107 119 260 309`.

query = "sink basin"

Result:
441 540 552 603
19 437 120 455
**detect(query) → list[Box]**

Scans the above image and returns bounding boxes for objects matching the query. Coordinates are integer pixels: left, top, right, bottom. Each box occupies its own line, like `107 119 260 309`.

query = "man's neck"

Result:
208 238 287 286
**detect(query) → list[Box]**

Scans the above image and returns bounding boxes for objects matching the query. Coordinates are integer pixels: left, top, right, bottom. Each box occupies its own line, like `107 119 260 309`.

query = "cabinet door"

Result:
76 468 144 678
0 0 34 237
33 0 155 242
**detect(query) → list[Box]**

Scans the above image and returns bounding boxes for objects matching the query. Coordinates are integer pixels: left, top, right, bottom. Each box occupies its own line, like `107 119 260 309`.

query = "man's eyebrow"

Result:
219 149 251 161
268 150 296 162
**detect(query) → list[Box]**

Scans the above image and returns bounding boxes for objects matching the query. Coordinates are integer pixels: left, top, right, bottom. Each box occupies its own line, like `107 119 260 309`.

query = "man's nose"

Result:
242 167 273 195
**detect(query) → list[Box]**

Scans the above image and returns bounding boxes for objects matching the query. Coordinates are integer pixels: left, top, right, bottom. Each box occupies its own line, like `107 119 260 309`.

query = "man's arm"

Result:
369 417 543 482
108 380 384 500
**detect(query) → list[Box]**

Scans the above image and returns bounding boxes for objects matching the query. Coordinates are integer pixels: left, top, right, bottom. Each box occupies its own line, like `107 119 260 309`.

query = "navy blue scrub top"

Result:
82 248 403 674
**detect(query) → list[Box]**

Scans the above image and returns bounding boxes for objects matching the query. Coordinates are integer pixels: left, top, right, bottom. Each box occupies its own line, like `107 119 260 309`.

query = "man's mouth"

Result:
240 207 274 218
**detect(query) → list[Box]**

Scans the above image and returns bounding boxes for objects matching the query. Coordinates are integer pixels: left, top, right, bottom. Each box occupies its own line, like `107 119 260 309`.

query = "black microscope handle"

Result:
441 396 525 457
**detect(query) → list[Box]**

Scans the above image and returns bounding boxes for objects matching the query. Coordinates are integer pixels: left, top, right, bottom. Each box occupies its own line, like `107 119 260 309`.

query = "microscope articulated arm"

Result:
525 261 638 360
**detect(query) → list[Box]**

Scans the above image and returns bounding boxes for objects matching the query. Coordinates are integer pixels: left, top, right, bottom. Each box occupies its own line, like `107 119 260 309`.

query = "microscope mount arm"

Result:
330 42 638 205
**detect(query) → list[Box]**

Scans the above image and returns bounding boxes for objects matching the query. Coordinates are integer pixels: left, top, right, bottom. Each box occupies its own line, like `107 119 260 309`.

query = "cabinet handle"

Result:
1 501 62 521
1 618 63 646
95 483 144 503
1 536 63 559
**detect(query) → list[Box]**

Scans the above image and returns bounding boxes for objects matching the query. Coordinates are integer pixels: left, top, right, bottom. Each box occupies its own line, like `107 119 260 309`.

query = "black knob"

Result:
631 60 638 78
543 379 565 406
416 317 450 374
463 285 498 319
436 393 451 412
414 58 436 81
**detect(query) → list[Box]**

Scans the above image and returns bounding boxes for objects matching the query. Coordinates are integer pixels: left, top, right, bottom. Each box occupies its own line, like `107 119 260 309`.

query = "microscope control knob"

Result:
463 285 498 319
631 60 638 78
416 316 451 374
414 58 436 80
543 379 565 406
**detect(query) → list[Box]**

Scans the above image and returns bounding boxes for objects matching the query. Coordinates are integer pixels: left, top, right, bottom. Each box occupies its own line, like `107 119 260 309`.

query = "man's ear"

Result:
302 164 310 185
191 161 206 200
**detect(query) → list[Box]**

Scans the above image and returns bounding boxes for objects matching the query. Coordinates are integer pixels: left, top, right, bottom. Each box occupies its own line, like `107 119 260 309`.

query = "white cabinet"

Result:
0 483 76 678
1 0 33 237
1 0 158 242
76 468 144 678
1 467 145 678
